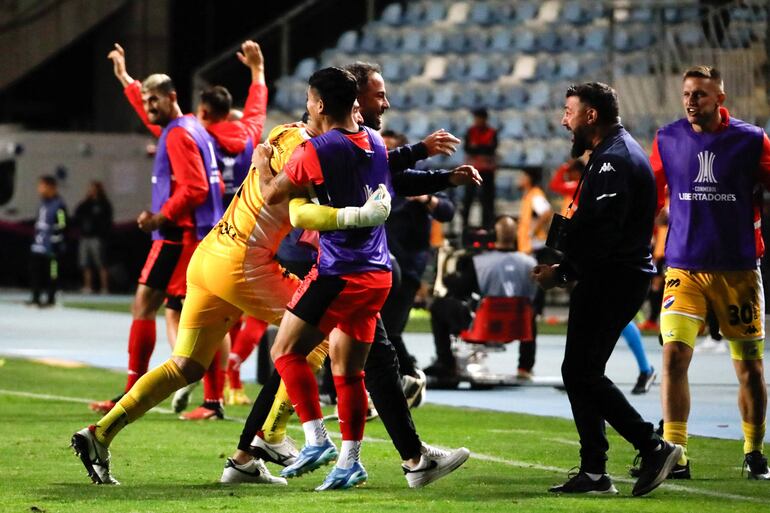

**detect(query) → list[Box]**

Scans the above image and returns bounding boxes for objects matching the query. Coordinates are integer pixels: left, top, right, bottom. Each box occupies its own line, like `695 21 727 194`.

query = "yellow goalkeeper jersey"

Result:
197 124 311 263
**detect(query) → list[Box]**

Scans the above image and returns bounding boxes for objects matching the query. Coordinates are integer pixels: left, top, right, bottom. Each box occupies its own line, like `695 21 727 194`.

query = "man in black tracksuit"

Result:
533 82 681 497
236 62 481 488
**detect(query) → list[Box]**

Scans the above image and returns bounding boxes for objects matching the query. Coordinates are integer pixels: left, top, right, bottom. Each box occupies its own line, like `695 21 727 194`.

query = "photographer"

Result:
533 82 679 496
425 216 537 387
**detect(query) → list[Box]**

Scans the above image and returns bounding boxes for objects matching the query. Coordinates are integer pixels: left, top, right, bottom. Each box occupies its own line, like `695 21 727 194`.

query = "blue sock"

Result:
622 321 651 374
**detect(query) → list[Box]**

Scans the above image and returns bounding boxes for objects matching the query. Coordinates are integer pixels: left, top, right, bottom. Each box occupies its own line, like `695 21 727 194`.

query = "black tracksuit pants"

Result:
562 268 660 473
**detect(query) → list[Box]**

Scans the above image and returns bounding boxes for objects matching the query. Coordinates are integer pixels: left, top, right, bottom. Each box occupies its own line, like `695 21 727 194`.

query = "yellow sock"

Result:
663 421 689 465
261 341 330 444
95 360 187 447
743 421 766 454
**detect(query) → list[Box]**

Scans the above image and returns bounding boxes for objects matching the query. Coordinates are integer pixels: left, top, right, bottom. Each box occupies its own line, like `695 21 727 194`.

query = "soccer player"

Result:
533 82 681 497
90 41 267 418
228 62 476 489
255 67 396 491
70 82 395 486
651 66 770 479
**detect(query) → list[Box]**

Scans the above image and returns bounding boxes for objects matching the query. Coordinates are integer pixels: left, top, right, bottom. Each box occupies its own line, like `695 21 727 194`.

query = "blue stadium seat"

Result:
525 114 551 139
491 1 516 24
514 1 540 23
400 55 425 79
404 83 433 109
384 111 408 135
401 29 424 53
292 57 317 81
425 30 446 53
335 30 358 54
678 25 704 46
387 88 409 110
527 82 551 108
629 6 653 23
513 28 537 53
380 56 403 83
380 3 403 25
444 55 469 81
536 28 561 53
359 28 381 53
556 54 581 80
451 110 472 135
467 28 491 53
561 1 587 25
446 30 469 53
432 84 459 109
534 59 558 82
524 141 547 167
499 84 528 110
379 28 402 52
469 2 494 26
613 25 634 52
557 26 582 52
406 111 431 140
403 2 427 25
500 141 525 167
490 27 514 52
424 1 448 24
584 24 609 51
499 113 526 140
631 24 656 50
428 110 453 133
467 54 496 82
458 83 483 109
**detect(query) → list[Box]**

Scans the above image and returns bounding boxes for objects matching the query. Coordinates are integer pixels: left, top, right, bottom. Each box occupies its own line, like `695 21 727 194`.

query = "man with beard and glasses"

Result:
532 82 681 497
643 65 770 480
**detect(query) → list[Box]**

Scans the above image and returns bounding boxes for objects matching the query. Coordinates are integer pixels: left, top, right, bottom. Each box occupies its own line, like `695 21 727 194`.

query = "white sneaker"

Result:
402 369 427 409
220 457 288 485
695 335 726 353
366 392 379 421
403 443 470 488
249 433 299 467
172 380 199 413
71 426 120 485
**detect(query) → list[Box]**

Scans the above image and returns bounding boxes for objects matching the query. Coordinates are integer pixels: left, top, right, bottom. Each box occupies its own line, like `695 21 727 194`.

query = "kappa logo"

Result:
695 150 717 184
663 295 675 309
598 162 615 173
744 326 759 335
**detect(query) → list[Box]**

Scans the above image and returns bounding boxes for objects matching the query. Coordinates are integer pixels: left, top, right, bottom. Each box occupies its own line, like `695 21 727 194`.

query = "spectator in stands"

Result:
462 108 498 230
517 168 553 255
28 175 67 307
74 181 113 294
425 215 538 387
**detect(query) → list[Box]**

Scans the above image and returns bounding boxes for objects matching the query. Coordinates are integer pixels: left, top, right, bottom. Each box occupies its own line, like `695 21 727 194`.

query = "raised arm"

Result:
108 43 162 137
236 41 268 145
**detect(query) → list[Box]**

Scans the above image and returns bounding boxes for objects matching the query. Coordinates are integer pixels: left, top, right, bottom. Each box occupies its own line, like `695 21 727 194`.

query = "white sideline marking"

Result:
1 388 762 502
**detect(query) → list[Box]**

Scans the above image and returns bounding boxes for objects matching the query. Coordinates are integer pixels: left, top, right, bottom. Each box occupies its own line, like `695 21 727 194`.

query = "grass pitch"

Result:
0 357 767 513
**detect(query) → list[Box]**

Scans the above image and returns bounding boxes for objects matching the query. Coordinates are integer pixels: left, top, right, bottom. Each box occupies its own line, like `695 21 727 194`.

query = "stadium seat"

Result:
467 54 496 82
387 88 409 110
404 82 433 109
335 30 358 54
446 30 469 53
524 140 547 167
584 24 609 51
406 111 431 141
490 27 514 52
498 84 528 110
514 1 540 23
513 28 537 53
292 57 317 81
401 29 424 53
380 56 403 83
561 0 588 24
499 113 526 140
358 28 381 53
536 27 561 53
380 2 403 25
467 27 491 53
384 111 408 134
556 53 581 79
468 2 494 26
423 1 448 24
425 30 447 53
525 114 552 139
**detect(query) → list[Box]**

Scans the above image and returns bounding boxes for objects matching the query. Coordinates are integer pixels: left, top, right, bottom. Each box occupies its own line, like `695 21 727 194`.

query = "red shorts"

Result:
138 240 197 298
287 267 392 342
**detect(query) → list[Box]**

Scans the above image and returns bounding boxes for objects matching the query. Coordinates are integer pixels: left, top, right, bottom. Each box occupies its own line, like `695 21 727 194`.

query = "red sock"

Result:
227 317 268 389
274 353 322 422
203 350 222 403
333 372 367 441
125 319 156 392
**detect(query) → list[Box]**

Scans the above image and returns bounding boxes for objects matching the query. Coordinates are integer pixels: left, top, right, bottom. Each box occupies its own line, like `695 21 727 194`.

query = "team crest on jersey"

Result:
694 150 717 183
662 295 675 309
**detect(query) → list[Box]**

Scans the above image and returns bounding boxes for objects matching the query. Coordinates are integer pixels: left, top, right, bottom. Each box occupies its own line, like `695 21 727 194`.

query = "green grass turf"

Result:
0 357 767 512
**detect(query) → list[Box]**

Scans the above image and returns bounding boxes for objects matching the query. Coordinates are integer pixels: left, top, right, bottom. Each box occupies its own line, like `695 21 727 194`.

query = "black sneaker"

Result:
632 441 683 496
631 367 656 395
549 469 618 494
630 458 690 479
744 451 770 480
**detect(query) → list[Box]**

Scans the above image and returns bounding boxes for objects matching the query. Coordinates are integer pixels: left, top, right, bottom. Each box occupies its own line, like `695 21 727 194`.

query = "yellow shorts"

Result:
173 247 300 367
660 267 765 360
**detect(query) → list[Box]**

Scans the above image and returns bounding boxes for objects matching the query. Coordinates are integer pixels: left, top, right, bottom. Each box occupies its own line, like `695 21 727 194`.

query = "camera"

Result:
545 213 570 253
